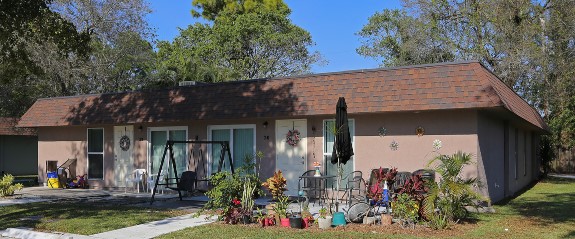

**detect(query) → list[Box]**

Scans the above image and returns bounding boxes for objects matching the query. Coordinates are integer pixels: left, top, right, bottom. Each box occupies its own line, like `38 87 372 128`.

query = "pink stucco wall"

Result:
305 110 479 183
35 109 540 202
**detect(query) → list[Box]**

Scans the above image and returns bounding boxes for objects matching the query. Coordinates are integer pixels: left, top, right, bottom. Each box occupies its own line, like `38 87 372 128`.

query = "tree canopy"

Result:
191 0 289 20
0 0 155 117
358 0 575 154
156 0 319 84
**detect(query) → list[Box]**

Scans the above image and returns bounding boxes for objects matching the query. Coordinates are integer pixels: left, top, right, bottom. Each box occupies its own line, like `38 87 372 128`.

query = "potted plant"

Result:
274 195 290 227
301 202 313 228
262 170 287 200
240 178 257 224
263 170 288 222
317 207 332 229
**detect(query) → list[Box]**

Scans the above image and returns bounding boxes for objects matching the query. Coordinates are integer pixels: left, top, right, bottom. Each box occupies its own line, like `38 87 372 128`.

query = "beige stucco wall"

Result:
38 126 86 184
305 110 479 184
477 112 505 202
35 108 541 202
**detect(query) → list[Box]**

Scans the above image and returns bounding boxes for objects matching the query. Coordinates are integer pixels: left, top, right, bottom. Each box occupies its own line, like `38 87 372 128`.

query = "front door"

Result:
114 126 134 187
275 119 307 196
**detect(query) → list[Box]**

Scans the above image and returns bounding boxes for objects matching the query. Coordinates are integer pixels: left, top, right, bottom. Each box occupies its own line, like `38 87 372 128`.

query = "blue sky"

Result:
147 1 402 74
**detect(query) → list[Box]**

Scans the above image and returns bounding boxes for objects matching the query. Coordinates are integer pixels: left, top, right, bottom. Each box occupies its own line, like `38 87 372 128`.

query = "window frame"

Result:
146 126 188 177
207 124 256 175
322 119 355 177
87 128 104 180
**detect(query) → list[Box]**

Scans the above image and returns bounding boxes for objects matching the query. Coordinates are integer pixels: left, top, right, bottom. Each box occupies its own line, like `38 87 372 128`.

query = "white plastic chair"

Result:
147 171 165 195
125 169 146 193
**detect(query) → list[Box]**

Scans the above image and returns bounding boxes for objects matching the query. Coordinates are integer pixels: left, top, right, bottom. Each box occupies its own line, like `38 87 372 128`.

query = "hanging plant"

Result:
286 129 301 146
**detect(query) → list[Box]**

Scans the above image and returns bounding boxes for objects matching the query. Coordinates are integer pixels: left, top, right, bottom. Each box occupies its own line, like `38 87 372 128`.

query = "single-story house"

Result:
17 61 547 203
0 117 38 176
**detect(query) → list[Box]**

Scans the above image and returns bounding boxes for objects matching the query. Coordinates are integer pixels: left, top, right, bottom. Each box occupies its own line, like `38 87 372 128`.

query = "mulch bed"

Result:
221 219 479 238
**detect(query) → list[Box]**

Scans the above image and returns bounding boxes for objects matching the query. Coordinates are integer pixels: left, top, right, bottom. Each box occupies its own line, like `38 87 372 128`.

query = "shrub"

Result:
262 170 287 200
0 174 24 197
392 193 419 229
202 152 263 221
366 167 397 201
399 174 429 219
423 151 485 229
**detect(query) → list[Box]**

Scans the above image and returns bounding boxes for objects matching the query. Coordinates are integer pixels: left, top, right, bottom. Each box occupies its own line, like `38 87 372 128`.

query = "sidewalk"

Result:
1 214 217 239
548 173 575 179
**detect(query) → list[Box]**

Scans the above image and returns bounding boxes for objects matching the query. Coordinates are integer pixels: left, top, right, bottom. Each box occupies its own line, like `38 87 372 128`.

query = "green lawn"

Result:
159 177 575 239
0 201 188 235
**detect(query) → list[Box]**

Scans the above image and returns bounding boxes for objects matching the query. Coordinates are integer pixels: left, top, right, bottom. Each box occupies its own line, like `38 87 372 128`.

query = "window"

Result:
524 132 528 176
87 128 104 180
148 127 187 184
514 128 518 180
323 119 355 188
208 125 255 175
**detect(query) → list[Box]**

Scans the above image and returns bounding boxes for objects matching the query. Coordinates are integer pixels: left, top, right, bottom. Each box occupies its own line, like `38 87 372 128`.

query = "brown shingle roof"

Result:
17 61 548 131
0 117 36 136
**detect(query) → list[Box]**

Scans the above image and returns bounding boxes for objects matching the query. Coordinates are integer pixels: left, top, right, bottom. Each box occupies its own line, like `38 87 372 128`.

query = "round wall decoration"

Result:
416 126 425 137
286 129 301 146
119 135 131 151
378 127 387 137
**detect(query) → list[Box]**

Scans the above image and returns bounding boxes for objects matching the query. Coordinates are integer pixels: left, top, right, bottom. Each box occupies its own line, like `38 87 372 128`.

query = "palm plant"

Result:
423 151 485 229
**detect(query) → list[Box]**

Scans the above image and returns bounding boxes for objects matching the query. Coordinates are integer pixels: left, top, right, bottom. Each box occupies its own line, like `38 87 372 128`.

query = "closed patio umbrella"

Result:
331 97 354 164
331 97 354 209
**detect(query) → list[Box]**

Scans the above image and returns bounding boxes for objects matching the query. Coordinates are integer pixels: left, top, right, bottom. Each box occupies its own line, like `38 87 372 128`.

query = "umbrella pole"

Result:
336 148 341 212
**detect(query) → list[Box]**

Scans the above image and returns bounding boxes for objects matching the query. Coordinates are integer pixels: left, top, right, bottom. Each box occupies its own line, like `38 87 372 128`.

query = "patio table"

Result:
298 175 335 206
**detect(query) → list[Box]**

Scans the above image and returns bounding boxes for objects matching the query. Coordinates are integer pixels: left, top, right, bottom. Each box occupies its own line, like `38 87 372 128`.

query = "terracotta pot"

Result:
381 214 392 225
280 218 290 227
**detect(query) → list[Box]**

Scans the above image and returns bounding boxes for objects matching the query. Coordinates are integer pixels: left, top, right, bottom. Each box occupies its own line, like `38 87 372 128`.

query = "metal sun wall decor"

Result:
416 126 425 137
378 126 387 137
390 140 399 151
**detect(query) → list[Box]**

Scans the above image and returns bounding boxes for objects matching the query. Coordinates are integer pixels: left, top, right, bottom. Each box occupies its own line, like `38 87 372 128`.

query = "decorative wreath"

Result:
119 135 131 151
286 129 301 146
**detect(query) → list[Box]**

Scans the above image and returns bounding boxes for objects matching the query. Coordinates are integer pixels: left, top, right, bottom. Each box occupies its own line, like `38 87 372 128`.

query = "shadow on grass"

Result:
563 230 575 239
0 201 104 230
0 200 183 234
503 177 575 227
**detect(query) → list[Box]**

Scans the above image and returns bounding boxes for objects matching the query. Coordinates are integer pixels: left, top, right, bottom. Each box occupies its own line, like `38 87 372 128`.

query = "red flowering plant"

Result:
232 198 241 207
366 167 398 202
224 198 252 224
399 174 429 219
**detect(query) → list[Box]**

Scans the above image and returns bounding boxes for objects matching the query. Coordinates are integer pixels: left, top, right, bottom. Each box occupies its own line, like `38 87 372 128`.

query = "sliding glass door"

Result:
149 127 187 184
209 125 255 175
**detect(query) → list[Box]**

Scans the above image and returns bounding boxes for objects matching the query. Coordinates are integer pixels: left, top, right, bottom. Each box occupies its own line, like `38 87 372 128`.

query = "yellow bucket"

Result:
47 178 60 188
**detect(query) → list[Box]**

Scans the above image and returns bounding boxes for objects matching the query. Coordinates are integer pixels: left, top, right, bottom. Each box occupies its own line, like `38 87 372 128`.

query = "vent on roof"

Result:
178 81 199 87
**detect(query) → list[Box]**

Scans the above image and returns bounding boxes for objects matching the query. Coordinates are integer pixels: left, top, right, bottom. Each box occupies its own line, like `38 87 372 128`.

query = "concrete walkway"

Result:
548 173 575 179
1 214 217 239
1 186 213 239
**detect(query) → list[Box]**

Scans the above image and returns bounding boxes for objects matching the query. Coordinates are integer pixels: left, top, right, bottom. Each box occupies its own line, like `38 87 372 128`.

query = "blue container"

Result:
47 172 58 178
332 212 347 226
